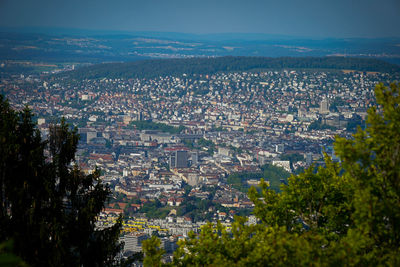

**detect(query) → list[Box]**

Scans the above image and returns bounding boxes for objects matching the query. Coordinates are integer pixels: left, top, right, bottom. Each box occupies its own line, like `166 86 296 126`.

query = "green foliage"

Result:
182 139 194 149
178 198 214 222
142 236 165 267
346 114 364 133
308 118 337 131
280 153 304 170
143 83 400 265
62 56 400 80
0 240 27 267
251 159 352 238
280 153 304 164
226 165 291 193
0 95 122 266
261 164 291 192
333 82 400 263
211 126 224 132
141 200 170 219
227 172 263 193
197 138 215 155
130 120 185 134
147 218 327 266
197 138 214 148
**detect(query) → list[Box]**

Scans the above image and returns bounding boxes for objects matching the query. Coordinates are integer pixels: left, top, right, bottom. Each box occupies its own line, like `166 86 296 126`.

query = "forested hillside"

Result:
59 56 400 80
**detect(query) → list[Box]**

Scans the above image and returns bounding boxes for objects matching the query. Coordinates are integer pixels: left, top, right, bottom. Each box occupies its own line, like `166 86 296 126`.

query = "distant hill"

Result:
2 31 400 65
58 56 400 80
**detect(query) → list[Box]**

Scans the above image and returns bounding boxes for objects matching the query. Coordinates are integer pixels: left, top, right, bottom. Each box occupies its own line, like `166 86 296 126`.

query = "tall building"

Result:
169 154 176 169
161 237 178 254
78 128 97 144
275 144 285 153
138 111 144 121
306 152 313 165
320 98 330 114
123 233 149 253
297 107 307 118
175 150 188 168
191 152 198 166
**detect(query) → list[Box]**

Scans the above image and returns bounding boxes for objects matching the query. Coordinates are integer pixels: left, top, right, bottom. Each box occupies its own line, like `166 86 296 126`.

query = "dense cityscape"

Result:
1 0 400 264
2 63 398 258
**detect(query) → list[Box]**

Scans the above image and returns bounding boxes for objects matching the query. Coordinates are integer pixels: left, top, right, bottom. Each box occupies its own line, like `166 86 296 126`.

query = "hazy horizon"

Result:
0 0 399 39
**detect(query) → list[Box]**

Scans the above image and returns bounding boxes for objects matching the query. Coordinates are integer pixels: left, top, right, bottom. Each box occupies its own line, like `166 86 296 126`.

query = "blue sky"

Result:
0 0 399 38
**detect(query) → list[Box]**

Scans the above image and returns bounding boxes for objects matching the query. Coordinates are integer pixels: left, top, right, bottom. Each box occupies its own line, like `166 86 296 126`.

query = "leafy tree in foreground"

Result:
0 240 27 267
143 83 400 266
0 95 122 266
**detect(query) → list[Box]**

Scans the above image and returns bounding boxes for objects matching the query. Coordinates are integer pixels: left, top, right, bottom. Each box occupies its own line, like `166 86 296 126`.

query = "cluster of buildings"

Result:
2 68 398 254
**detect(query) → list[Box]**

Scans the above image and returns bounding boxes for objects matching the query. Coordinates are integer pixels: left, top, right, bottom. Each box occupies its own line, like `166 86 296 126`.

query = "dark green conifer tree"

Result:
0 95 122 266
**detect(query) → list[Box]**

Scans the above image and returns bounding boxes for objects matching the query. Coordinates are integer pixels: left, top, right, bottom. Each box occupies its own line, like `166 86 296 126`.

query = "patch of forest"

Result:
58 56 400 80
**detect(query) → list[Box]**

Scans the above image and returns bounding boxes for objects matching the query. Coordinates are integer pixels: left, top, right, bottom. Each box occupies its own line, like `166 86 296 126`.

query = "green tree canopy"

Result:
0 95 122 266
143 83 400 266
